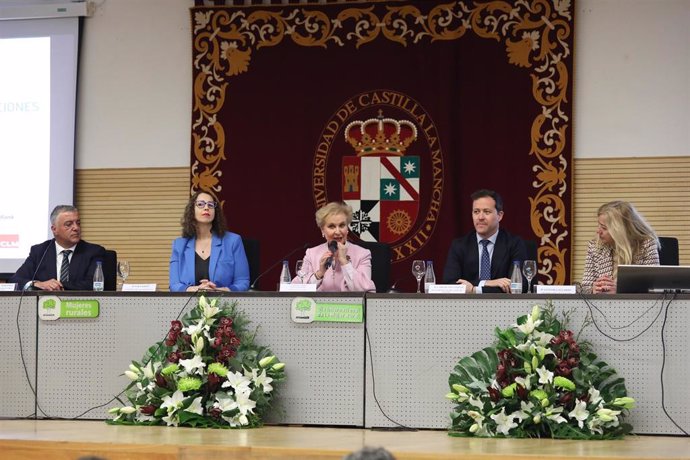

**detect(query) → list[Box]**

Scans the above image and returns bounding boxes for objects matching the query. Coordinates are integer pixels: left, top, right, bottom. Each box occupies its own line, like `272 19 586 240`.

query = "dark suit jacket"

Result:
9 239 106 291
442 229 527 293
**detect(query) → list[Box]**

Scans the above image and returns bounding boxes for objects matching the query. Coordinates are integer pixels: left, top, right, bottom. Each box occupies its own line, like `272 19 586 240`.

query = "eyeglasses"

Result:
195 200 217 209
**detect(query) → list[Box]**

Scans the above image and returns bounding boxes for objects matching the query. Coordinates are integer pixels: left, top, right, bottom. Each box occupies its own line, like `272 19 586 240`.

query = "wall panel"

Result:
572 156 690 283
76 167 189 290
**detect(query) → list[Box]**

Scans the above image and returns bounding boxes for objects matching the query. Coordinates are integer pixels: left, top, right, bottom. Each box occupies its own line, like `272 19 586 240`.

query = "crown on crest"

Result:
345 110 418 156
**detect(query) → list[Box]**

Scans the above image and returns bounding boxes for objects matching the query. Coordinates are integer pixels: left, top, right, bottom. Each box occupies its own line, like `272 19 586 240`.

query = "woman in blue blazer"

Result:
169 191 250 292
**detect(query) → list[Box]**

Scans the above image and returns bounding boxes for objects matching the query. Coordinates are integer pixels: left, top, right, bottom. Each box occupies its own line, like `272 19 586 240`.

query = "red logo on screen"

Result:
0 235 19 248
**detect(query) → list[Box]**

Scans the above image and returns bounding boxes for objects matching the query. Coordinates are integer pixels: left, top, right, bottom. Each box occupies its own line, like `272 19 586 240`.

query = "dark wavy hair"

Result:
180 191 227 238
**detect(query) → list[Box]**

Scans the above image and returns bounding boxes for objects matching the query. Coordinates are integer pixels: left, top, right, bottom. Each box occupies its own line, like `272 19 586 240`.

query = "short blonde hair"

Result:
597 200 659 266
315 201 353 228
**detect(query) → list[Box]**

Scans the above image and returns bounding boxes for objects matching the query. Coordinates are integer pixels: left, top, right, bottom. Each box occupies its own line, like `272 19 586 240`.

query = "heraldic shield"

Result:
341 113 419 244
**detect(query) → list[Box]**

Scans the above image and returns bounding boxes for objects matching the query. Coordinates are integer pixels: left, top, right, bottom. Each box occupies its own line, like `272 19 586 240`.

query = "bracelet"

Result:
314 271 323 280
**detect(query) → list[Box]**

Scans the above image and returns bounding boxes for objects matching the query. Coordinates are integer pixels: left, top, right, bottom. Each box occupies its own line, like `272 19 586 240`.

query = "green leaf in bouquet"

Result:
599 377 627 399
495 327 517 347
449 347 497 392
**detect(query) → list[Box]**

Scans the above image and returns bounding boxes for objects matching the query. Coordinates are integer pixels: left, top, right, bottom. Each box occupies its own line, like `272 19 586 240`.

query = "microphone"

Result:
249 242 309 291
22 238 54 290
325 240 338 269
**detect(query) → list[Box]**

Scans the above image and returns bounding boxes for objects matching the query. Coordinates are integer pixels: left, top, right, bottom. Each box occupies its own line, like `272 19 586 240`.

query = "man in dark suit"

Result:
442 189 526 293
10 205 105 291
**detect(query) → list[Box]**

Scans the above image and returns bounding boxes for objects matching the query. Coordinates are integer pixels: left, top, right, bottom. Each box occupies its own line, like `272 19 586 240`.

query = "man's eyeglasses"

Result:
195 200 217 209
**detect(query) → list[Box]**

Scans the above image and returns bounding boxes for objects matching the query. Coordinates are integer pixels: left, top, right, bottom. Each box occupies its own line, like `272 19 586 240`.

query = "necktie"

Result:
479 240 491 280
60 249 72 284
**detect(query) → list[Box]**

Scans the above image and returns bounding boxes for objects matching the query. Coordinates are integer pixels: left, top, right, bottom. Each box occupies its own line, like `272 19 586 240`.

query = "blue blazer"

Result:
169 232 250 292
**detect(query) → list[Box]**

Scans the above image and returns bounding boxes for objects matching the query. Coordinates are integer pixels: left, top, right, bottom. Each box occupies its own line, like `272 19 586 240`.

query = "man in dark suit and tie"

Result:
10 205 106 291
442 189 526 293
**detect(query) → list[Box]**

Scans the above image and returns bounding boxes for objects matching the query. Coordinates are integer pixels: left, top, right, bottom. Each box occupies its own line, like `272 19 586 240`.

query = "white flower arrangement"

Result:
447 304 634 439
109 296 285 428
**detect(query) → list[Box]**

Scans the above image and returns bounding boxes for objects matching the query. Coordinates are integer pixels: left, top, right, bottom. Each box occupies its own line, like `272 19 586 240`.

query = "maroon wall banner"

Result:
190 0 574 291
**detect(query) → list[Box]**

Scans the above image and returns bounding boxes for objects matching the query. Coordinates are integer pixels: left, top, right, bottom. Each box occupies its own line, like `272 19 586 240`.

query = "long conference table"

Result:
1 291 688 435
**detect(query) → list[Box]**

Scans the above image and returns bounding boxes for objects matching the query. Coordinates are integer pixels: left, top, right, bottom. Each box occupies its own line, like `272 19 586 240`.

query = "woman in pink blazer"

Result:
293 202 376 292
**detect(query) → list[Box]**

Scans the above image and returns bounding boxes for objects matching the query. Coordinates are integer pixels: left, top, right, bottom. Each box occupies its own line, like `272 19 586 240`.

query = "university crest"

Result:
312 90 444 262
342 113 420 244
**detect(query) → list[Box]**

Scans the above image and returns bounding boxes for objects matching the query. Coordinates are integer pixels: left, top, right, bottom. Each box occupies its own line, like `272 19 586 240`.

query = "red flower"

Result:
488 386 501 402
155 373 168 389
516 385 529 400
140 405 156 415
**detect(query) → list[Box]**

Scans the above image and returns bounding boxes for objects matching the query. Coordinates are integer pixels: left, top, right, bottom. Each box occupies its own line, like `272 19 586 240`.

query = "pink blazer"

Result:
292 242 376 292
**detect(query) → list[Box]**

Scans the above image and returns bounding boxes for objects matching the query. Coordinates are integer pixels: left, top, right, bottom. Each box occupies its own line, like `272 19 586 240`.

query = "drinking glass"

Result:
522 260 537 293
117 260 130 290
411 260 426 293
295 260 305 283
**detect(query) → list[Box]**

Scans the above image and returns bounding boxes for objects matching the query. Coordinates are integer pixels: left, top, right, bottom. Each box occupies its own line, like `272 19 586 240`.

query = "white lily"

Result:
596 408 621 425
250 368 274 393
160 390 186 414
193 335 205 354
530 342 555 361
588 387 603 407
515 312 543 335
124 370 139 381
120 406 136 414
200 296 220 320
179 354 206 375
222 371 251 393
588 416 604 434
490 407 518 435
142 360 155 380
568 399 590 428
515 342 531 352
519 400 535 420
135 412 156 423
162 413 179 427
235 387 257 417
185 396 204 415
183 318 210 337
521 401 535 412
545 406 567 424
468 396 484 410
214 392 238 413
532 330 555 346
135 381 155 398
467 410 483 422
536 365 554 385
514 376 532 390
530 305 541 322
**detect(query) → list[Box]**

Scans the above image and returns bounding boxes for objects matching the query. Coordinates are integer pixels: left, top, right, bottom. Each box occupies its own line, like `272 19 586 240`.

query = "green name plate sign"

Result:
39 296 100 320
291 297 363 323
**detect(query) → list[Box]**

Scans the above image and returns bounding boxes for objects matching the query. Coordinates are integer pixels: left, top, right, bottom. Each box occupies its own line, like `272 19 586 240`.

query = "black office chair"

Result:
242 237 261 287
356 241 391 293
658 236 679 266
103 249 118 291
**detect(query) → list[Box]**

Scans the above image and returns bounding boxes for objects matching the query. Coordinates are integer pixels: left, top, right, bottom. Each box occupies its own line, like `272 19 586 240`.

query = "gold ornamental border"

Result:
191 0 573 284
